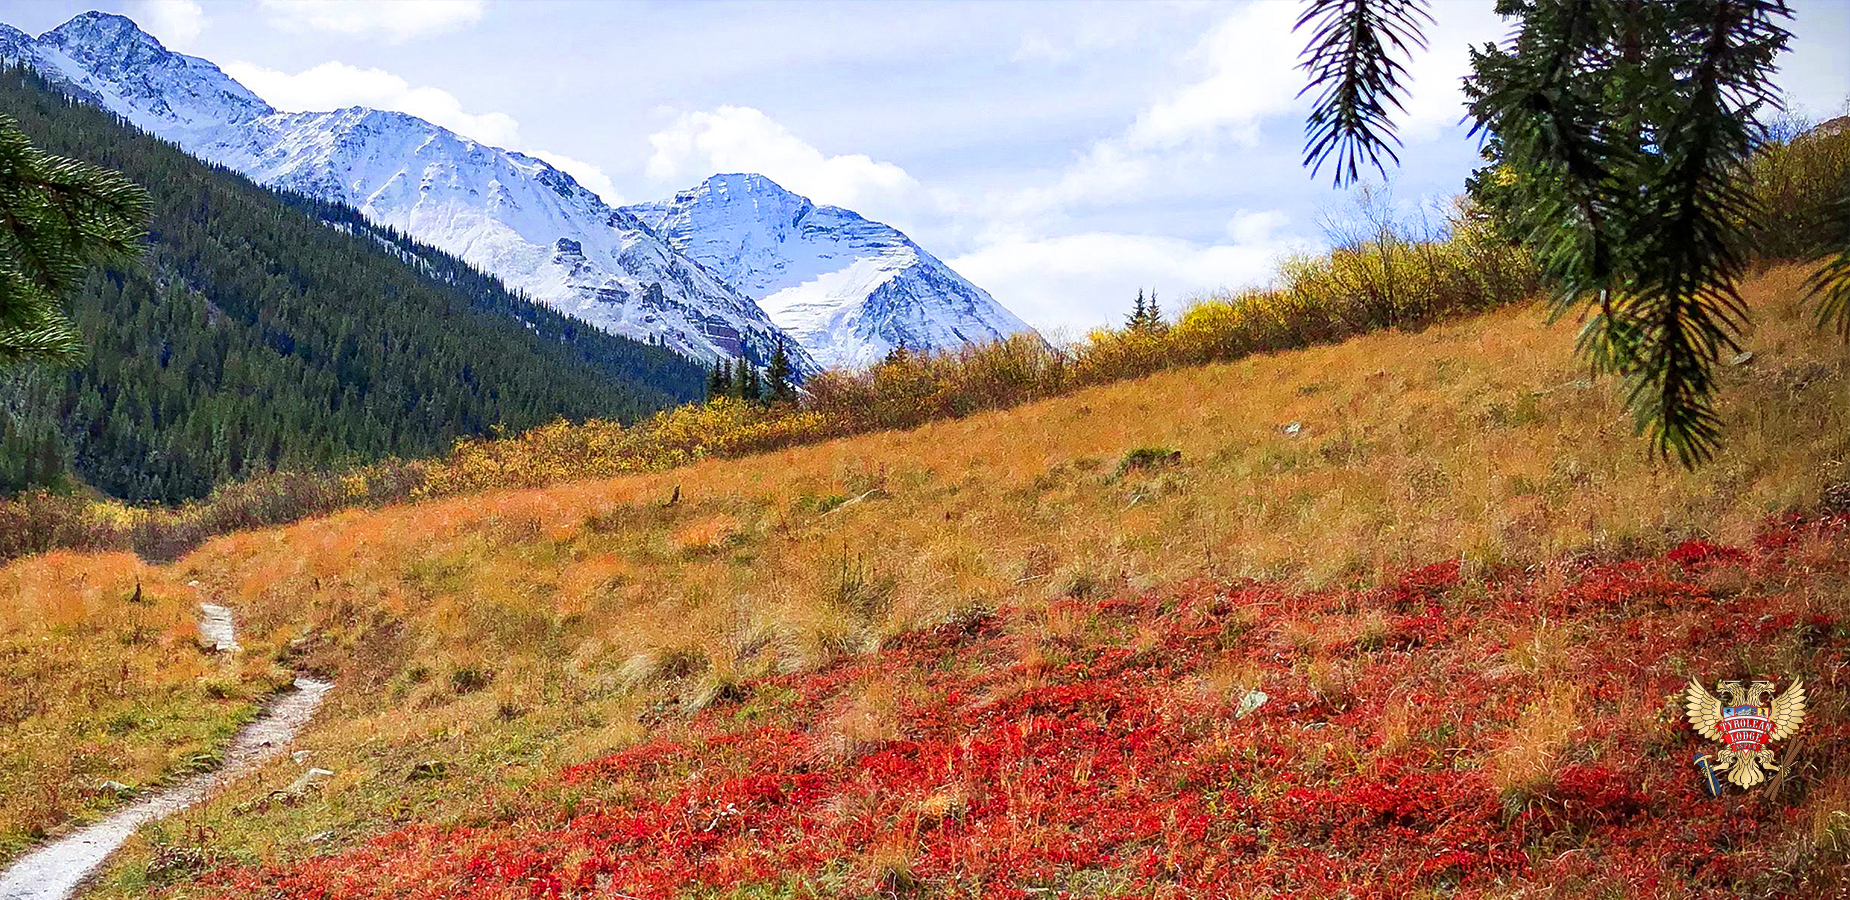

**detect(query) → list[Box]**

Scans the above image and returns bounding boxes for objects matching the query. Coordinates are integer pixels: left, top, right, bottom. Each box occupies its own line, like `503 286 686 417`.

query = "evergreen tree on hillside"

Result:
1127 289 1164 333
1295 0 1807 465
734 357 762 402
0 114 150 365
765 337 796 404
707 360 733 402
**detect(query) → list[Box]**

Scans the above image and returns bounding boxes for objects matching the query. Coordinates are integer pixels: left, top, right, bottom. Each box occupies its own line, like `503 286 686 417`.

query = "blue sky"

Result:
4 0 1847 335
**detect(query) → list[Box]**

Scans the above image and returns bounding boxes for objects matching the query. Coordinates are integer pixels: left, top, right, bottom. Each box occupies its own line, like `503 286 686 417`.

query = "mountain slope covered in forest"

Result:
0 67 708 503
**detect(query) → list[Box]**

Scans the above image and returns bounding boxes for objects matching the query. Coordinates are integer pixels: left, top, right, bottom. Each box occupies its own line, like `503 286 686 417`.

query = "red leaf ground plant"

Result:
195 515 1850 899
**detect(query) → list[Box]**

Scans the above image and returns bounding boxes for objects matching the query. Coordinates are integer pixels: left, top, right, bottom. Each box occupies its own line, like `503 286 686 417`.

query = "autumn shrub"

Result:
416 400 828 497
1743 115 1850 261
0 490 128 560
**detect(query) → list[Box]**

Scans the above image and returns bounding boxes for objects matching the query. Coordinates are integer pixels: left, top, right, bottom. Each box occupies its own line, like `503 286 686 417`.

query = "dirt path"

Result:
0 606 329 900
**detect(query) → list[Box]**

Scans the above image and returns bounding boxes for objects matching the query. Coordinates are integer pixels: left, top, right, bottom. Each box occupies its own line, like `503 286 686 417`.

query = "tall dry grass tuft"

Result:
1491 681 1584 801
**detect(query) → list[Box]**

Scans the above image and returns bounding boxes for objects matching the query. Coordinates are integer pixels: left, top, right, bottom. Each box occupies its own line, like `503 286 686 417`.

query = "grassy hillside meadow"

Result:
0 262 1844 896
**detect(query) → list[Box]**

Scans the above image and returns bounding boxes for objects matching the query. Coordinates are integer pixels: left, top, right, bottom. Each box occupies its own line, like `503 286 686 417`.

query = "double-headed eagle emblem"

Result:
1684 676 1806 790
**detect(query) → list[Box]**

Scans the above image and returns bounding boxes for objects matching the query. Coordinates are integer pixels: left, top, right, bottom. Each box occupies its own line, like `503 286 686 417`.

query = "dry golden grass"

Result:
1490 681 1585 797
7 264 1847 889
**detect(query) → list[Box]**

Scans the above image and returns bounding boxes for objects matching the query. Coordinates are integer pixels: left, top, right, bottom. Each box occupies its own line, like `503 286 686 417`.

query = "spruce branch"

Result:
1296 0 1433 187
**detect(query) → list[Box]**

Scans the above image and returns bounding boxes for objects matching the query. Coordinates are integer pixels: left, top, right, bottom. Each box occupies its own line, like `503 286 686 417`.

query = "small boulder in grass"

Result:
408 760 450 781
1824 481 1850 513
1116 447 1182 476
286 768 334 795
1236 689 1269 719
97 780 135 797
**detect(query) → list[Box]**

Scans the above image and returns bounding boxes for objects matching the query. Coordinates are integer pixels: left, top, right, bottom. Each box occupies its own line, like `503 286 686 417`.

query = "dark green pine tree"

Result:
0 114 151 365
1127 289 1164 332
1295 0 1806 466
707 359 734 402
734 357 762 402
765 337 796 404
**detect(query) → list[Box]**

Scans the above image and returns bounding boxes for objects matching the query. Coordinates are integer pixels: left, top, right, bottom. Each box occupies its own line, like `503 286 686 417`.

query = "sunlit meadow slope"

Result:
2 264 1843 896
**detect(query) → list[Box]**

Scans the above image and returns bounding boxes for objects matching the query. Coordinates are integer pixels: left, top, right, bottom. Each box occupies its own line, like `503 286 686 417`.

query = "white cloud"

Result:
994 2 1304 223
259 0 486 42
1011 34 1068 64
1126 0 1303 150
1226 208 1288 244
645 106 920 211
1780 0 1850 121
131 0 205 49
1011 12 1156 65
950 224 1308 336
222 60 521 146
528 150 621 204
1002 0 1507 225
1003 141 1156 220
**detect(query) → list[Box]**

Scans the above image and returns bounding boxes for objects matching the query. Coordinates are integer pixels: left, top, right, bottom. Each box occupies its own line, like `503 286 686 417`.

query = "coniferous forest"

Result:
0 68 707 503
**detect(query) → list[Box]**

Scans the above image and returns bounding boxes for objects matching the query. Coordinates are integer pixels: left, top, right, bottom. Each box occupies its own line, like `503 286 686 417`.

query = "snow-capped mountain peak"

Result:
20 11 272 134
626 174 1037 370
4 12 815 374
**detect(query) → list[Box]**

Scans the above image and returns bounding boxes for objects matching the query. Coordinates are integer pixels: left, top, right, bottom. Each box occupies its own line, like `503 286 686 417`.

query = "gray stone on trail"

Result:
197 603 240 653
95 781 134 798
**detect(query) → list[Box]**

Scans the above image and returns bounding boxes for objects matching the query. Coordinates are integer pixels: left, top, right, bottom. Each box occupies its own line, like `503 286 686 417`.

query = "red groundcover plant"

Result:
196 515 1849 899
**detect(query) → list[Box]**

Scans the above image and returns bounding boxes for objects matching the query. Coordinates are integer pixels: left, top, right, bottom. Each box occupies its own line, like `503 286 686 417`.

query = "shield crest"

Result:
1684 677 1807 790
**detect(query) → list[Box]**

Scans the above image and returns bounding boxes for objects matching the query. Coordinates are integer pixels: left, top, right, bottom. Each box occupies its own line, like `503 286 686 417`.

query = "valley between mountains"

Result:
1 4 1847 899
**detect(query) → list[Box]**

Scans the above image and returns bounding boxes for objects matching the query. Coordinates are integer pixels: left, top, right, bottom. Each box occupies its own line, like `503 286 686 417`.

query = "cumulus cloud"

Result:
1126 0 1304 150
528 150 621 204
1001 1 1508 225
258 0 487 42
222 60 521 146
646 106 920 211
131 0 206 49
1392 4 1514 143
949 222 1309 336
